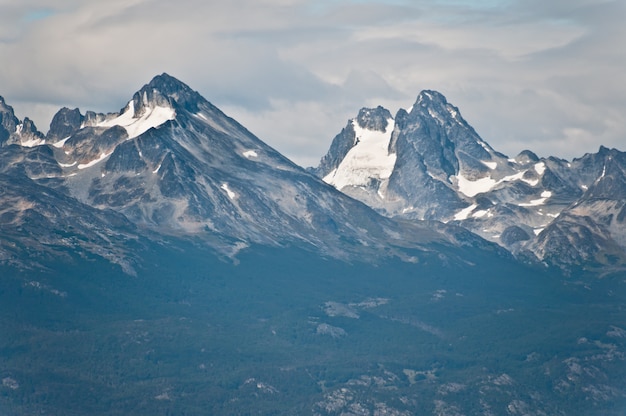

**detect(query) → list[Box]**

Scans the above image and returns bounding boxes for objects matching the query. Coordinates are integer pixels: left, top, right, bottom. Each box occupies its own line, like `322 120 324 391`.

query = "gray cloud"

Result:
0 0 624 167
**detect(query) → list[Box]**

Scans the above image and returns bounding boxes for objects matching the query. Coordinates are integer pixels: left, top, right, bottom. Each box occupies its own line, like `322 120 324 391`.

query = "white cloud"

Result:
1 0 624 167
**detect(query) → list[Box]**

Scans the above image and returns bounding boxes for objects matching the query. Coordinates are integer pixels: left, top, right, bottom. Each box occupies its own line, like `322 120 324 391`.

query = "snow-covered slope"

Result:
91 100 175 140
315 92 626 272
318 106 398 207
323 114 396 192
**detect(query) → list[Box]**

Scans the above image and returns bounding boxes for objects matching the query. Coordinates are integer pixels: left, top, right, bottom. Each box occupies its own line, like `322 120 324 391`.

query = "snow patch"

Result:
58 161 77 168
77 151 113 169
454 204 477 221
323 118 396 191
221 183 236 200
53 136 72 148
534 162 546 175
153 163 162 174
243 150 258 158
473 209 489 218
456 174 497 197
97 100 175 139
533 228 545 236
502 171 525 182
503 171 539 186
482 161 497 170
519 191 552 207
521 177 539 186
456 169 543 197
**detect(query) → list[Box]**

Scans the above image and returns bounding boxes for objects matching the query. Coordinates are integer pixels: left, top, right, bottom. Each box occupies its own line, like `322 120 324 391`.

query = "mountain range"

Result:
314 91 626 275
0 74 624 415
3 75 625 275
0 74 509 274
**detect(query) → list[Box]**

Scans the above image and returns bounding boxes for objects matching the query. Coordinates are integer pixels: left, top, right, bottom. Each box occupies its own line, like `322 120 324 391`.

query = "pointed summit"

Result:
415 89 448 105
145 73 194 95
132 73 204 115
411 90 469 129
411 90 452 118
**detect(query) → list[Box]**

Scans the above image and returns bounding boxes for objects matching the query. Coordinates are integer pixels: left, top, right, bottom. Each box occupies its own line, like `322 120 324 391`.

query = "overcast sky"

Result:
1 0 624 167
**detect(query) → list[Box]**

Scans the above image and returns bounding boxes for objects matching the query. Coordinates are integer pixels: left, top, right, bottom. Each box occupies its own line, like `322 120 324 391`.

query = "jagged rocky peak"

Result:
0 97 45 147
0 96 20 145
415 89 447 104
406 90 495 158
47 107 84 141
393 89 505 183
355 106 393 131
21 117 39 135
14 117 45 147
598 145 614 156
